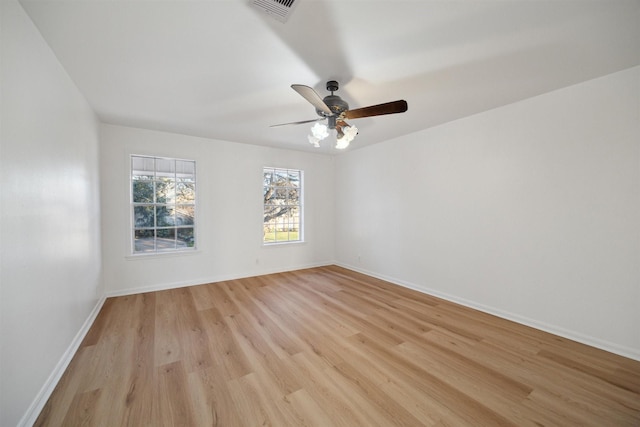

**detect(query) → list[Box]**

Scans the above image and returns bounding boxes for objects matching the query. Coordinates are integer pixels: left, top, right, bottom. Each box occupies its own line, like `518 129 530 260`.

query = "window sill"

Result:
262 240 306 247
126 249 200 260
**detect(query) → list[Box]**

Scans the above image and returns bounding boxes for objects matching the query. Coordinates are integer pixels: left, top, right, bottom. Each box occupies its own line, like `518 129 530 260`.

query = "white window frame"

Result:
263 167 303 245
130 155 196 254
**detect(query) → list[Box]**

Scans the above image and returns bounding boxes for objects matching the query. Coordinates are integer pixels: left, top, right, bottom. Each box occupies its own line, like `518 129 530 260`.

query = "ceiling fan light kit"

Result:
335 124 358 149
308 122 329 148
273 80 407 150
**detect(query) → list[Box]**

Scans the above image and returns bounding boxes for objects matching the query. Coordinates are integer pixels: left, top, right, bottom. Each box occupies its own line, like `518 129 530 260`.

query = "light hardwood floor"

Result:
36 266 640 426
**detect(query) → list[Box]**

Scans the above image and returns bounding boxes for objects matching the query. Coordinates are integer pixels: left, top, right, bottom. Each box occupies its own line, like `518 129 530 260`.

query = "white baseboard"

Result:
18 295 107 427
335 262 640 362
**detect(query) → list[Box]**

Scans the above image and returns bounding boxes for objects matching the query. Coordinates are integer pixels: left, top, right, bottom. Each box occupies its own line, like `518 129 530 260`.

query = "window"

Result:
131 155 196 253
263 167 303 244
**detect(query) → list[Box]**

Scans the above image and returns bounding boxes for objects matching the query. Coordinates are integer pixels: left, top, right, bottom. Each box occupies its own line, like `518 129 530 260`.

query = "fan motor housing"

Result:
319 95 349 117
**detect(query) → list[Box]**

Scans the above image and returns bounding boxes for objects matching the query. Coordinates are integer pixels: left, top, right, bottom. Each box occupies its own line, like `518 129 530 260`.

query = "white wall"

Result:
100 124 335 295
0 1 103 425
335 66 640 360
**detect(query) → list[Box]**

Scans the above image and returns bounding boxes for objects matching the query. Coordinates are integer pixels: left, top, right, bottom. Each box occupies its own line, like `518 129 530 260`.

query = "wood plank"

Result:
197 307 253 381
187 367 242 426
282 388 335 427
60 389 102 427
154 361 195 426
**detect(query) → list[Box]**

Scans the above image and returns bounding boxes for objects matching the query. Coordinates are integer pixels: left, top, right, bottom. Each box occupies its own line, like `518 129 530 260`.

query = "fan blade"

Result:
270 118 325 127
344 100 408 120
291 84 332 115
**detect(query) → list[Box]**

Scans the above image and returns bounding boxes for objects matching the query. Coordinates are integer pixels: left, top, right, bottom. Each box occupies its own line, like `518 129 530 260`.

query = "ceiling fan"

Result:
272 80 408 149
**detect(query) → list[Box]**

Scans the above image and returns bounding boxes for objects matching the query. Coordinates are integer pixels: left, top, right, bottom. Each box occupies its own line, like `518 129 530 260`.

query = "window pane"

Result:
288 170 300 187
264 205 283 222
263 169 273 187
274 187 288 201
274 169 288 184
156 158 175 178
155 179 175 203
275 230 289 242
176 205 194 225
263 226 275 242
177 228 195 248
134 229 155 252
176 160 195 179
134 206 154 227
156 228 176 250
132 156 155 179
133 181 154 203
156 206 175 226
176 182 195 203
287 187 299 202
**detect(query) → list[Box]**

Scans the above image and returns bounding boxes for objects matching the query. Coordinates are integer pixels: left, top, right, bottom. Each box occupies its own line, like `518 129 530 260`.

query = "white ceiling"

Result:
20 0 640 154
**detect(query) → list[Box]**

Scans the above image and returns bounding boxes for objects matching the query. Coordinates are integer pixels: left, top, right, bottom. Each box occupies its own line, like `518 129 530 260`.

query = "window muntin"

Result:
263 167 303 244
131 155 196 253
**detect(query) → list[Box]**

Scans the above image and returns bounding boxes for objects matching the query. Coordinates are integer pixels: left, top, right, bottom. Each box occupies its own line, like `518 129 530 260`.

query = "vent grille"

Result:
252 0 299 23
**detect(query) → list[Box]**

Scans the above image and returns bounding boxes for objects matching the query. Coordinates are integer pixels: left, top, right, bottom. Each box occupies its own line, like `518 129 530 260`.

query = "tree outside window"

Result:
263 168 302 243
131 155 196 253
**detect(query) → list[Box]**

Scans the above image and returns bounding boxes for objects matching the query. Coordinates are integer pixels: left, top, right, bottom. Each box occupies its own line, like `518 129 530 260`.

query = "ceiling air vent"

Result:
252 0 299 23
